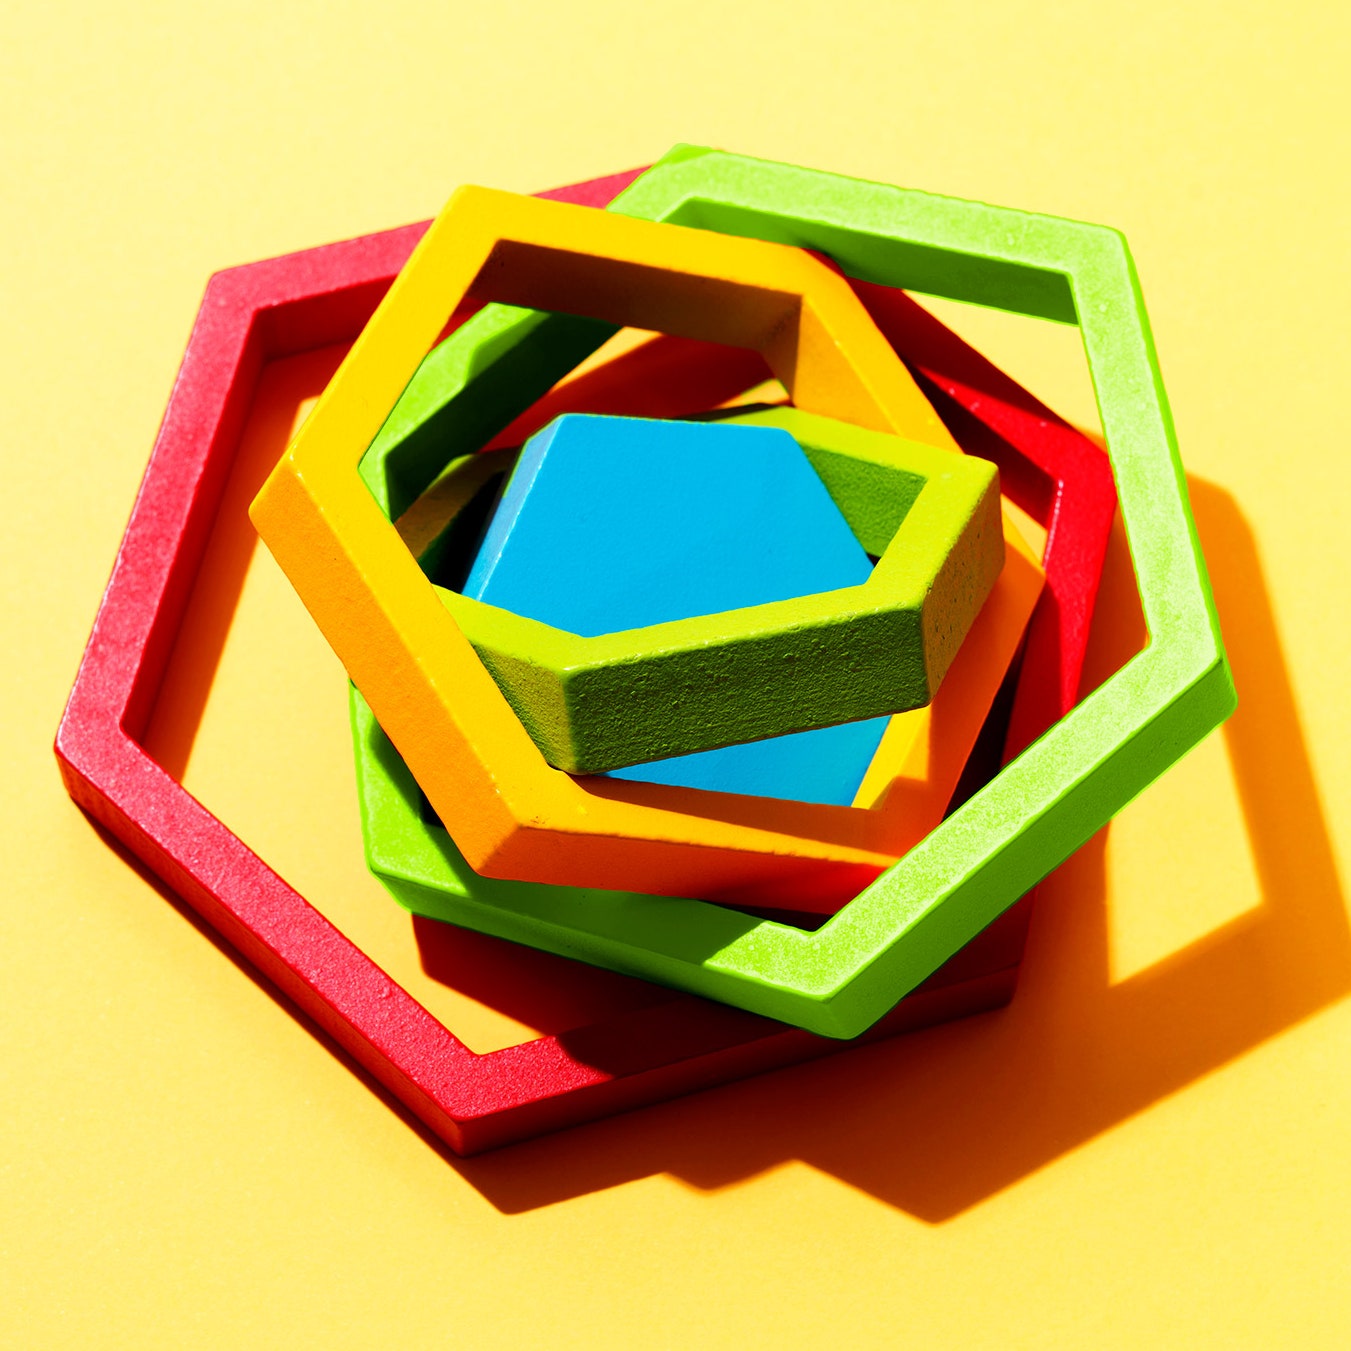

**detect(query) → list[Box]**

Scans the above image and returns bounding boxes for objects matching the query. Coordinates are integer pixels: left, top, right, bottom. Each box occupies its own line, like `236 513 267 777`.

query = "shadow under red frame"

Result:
54 169 1115 1155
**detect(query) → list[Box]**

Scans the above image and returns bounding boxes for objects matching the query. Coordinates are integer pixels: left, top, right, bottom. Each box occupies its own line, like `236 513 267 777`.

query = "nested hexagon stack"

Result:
62 144 1234 1153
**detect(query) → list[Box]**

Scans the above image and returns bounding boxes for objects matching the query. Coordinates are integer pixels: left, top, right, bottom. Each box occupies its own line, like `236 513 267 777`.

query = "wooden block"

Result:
461 412 885 803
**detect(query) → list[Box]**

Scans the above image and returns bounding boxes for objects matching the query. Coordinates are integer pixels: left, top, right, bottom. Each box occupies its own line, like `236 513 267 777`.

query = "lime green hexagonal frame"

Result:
359 147 1235 1038
434 406 1002 773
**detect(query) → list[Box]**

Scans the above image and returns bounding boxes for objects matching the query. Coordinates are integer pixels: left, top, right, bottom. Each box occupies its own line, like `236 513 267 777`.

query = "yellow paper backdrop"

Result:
3 2 1350 1345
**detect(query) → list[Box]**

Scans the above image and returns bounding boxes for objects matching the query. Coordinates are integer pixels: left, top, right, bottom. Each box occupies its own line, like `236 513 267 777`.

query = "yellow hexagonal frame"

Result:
251 186 1032 907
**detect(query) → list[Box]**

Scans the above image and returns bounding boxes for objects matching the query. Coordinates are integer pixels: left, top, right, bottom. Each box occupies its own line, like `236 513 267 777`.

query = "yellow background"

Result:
3 2 1350 1345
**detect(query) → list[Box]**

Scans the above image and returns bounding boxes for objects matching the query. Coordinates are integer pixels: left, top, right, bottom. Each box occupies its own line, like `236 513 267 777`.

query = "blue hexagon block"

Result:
462 413 888 805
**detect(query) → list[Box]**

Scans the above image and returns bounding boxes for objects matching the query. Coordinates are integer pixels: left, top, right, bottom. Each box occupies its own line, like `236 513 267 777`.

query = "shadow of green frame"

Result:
355 146 1235 1038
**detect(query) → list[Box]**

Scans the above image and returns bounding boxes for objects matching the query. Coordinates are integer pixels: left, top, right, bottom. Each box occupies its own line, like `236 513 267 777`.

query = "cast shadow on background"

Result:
132 347 1350 1223
447 475 1351 1219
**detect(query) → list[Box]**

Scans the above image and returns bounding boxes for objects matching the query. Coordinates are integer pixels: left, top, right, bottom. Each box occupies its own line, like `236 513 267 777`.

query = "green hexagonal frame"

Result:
434 406 1002 773
358 146 1235 1038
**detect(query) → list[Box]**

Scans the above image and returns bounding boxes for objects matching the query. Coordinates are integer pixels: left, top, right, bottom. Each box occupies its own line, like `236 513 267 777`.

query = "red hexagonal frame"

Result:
54 169 1115 1154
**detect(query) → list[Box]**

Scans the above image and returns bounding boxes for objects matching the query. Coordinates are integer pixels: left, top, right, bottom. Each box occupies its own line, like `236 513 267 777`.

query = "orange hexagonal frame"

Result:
251 186 1036 908
378 420 1043 914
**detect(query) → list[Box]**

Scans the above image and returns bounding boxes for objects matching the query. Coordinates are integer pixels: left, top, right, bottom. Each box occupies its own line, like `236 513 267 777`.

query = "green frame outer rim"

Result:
356 146 1235 1038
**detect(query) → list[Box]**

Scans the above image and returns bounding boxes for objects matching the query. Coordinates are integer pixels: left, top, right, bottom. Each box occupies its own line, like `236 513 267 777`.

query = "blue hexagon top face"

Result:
462 413 889 806
465 414 874 631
